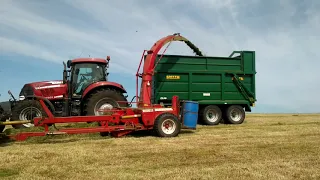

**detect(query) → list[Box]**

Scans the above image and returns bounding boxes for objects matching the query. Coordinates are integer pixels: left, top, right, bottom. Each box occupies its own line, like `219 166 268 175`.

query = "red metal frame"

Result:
8 95 181 141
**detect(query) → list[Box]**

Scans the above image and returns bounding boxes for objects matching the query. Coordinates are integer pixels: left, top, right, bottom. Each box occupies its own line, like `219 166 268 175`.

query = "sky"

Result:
0 0 319 113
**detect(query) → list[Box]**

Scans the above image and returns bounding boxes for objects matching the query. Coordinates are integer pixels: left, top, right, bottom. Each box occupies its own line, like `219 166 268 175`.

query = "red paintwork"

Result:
26 80 126 101
23 58 110 100
82 81 127 99
9 96 181 141
71 58 108 64
27 80 67 100
138 34 189 107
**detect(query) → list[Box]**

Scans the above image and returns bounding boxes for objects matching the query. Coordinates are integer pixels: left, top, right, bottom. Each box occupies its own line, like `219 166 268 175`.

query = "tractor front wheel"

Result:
0 105 6 132
0 114 7 132
11 100 46 129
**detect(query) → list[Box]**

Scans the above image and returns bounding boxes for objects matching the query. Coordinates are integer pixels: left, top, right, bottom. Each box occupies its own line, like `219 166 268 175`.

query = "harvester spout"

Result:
138 33 203 107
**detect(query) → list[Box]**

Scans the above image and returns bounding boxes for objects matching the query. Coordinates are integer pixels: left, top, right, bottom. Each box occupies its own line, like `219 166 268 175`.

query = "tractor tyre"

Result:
153 113 181 137
84 88 128 116
0 114 6 133
0 105 5 132
223 105 245 124
11 100 47 129
84 88 128 137
199 105 222 125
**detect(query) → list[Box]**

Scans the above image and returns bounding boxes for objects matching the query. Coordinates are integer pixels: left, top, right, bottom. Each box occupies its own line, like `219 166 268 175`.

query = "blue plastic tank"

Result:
182 101 199 129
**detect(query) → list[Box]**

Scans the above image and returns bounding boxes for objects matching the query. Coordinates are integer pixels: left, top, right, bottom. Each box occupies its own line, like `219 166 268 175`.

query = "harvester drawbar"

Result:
0 33 202 141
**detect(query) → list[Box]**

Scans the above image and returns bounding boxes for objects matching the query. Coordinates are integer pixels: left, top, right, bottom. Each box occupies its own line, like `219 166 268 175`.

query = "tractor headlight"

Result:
19 96 25 100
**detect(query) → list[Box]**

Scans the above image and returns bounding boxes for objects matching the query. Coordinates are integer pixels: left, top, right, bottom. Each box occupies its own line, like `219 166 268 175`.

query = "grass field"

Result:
1 113 320 180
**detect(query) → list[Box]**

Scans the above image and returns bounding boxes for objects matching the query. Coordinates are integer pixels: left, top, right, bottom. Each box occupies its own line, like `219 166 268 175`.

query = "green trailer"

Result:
151 51 257 125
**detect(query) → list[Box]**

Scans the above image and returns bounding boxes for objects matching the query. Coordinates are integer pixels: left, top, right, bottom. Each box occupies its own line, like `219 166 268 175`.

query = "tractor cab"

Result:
64 56 110 97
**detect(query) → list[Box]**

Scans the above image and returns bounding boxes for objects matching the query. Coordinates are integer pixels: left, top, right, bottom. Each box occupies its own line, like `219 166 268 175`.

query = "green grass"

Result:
0 114 320 180
0 169 19 178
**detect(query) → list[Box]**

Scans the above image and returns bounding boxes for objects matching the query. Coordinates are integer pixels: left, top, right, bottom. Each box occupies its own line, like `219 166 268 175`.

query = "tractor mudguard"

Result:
82 81 127 98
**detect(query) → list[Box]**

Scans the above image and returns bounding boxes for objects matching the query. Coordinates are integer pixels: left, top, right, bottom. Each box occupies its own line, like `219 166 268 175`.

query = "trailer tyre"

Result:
200 105 222 125
224 105 245 124
154 113 181 137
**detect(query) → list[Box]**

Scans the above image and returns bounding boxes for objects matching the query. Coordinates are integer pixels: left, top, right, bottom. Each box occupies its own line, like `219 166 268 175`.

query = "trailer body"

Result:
151 51 256 125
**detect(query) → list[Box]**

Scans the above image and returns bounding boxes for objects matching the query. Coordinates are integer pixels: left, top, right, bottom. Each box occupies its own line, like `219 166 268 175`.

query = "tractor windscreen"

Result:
72 63 106 95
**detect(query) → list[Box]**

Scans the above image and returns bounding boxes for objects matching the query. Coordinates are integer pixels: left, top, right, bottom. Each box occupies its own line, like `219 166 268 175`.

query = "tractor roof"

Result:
71 58 108 64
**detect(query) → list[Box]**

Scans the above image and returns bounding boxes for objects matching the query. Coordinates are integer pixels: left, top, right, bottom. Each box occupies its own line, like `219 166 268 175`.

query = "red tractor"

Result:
9 56 129 129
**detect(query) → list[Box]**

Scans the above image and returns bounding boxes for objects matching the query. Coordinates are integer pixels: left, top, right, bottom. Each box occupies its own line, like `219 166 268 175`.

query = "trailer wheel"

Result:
11 100 47 129
200 105 222 125
153 113 181 137
224 105 245 124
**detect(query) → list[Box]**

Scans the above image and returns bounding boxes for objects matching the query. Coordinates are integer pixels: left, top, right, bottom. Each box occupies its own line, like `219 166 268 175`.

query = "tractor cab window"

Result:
72 63 106 95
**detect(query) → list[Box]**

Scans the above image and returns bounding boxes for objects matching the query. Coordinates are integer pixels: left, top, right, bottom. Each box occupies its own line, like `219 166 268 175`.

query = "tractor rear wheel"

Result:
153 113 181 137
11 100 46 129
85 88 128 116
84 88 128 136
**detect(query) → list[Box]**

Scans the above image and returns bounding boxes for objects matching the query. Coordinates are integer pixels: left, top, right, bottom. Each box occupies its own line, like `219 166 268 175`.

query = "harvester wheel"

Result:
11 100 47 129
223 105 245 124
84 88 128 136
199 105 222 125
153 113 181 137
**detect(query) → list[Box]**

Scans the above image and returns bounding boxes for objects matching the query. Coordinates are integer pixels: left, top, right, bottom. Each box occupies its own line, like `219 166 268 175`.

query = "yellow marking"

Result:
166 75 180 80
232 77 244 80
